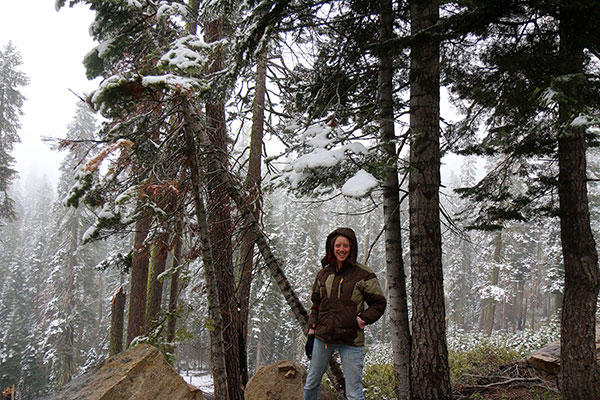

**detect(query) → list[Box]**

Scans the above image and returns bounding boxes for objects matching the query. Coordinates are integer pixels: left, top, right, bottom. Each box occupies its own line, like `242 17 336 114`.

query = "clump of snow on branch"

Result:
342 169 378 198
124 0 144 8
293 148 342 170
160 35 210 70
282 121 372 194
156 1 187 21
478 285 507 302
539 87 559 107
142 74 204 92
91 75 128 110
94 38 115 58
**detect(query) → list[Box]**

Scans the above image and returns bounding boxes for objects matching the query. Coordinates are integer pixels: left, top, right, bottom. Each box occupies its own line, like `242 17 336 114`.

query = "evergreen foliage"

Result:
445 1 600 228
0 42 28 224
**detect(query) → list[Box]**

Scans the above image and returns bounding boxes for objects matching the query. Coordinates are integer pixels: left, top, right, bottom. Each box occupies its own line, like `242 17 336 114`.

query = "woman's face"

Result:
333 235 351 264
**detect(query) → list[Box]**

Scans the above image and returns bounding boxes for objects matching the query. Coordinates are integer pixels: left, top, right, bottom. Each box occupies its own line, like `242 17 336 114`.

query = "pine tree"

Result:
445 1 600 396
0 42 28 224
42 103 112 387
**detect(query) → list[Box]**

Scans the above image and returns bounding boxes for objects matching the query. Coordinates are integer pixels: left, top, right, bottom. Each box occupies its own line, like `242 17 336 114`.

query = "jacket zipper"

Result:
338 277 344 297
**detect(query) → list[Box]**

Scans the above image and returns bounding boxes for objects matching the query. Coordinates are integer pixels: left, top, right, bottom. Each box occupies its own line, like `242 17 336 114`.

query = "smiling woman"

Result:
0 1 98 190
304 227 387 400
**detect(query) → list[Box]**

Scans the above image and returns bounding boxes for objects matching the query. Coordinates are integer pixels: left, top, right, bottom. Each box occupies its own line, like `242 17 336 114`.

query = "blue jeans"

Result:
304 337 365 400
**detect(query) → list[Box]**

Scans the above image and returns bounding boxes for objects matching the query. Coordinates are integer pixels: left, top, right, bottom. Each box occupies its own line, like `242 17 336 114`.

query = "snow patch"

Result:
293 148 341 171
181 371 213 396
341 169 379 198
142 74 201 91
571 115 592 127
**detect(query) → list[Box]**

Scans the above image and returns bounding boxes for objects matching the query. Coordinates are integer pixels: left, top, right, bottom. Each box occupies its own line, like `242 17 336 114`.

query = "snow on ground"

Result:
181 370 214 397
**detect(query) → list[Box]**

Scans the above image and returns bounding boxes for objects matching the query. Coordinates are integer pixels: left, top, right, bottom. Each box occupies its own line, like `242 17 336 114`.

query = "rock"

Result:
38 344 205 400
244 360 338 400
526 341 561 375
526 326 600 376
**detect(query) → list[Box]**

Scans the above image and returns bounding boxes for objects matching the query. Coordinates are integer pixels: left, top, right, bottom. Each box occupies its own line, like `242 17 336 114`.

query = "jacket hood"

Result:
321 227 358 267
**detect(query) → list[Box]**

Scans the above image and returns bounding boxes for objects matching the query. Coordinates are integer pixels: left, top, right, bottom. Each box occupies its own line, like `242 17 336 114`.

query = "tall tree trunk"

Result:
237 45 267 386
484 231 502 336
408 1 451 399
182 98 229 400
63 212 78 384
167 221 183 343
515 279 524 331
522 297 528 329
378 1 411 398
145 231 169 332
557 4 600 399
205 17 245 400
255 326 263 370
126 212 152 346
96 269 104 352
478 297 489 331
182 7 228 397
109 286 126 356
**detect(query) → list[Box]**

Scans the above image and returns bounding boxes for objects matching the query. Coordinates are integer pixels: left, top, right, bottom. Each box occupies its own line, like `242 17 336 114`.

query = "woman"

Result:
304 227 387 400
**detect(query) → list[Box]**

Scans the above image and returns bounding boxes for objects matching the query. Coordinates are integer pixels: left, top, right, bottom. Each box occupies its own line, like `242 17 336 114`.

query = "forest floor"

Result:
452 360 560 399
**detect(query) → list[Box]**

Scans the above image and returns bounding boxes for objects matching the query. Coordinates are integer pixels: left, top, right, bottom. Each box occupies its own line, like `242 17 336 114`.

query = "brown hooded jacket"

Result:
307 227 386 346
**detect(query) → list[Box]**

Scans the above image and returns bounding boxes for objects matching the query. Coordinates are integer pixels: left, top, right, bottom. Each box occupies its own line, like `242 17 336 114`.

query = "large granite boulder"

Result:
525 341 561 375
244 360 338 400
526 326 600 376
38 344 205 400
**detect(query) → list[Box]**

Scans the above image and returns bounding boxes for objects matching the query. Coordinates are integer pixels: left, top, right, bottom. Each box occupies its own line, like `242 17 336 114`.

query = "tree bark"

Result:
408 1 451 399
145 230 169 332
145 232 169 332
237 44 267 387
204 16 245 400
513 278 523 331
182 98 229 400
167 221 183 343
62 212 78 384
182 7 229 397
557 5 600 398
126 212 152 346
109 287 126 356
378 1 411 398
484 231 502 336
96 269 104 352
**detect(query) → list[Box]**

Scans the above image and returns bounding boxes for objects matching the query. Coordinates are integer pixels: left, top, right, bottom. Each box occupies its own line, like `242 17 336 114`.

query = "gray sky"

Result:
0 1 97 190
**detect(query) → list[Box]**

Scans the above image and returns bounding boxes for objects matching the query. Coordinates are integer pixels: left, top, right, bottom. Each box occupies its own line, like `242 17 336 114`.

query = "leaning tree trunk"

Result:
557 5 600 398
378 1 411 398
408 1 451 399
126 212 152 346
237 45 267 386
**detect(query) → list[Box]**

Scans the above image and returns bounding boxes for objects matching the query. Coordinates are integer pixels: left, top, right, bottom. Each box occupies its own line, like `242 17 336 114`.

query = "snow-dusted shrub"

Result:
365 342 393 366
448 341 521 381
363 364 395 400
447 321 560 356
